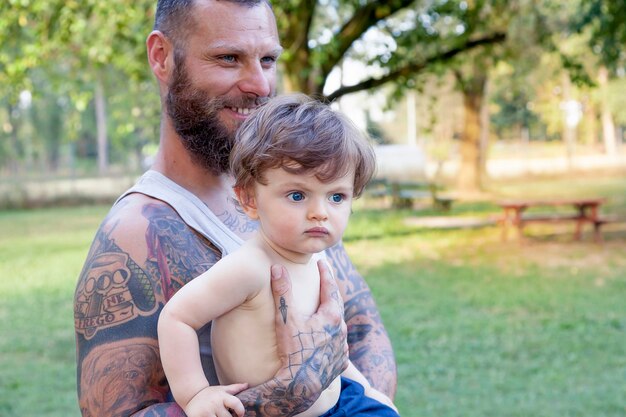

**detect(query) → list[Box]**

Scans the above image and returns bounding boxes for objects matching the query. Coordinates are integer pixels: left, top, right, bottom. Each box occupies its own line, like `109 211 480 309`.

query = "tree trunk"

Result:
6 103 22 174
598 67 617 156
282 62 321 95
94 73 108 175
32 95 63 172
582 97 598 147
561 76 578 169
478 76 491 182
458 91 483 191
407 90 418 146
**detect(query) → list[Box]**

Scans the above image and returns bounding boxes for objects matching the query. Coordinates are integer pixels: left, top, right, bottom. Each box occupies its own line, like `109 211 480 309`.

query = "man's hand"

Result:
184 384 248 417
274 261 348 393
235 261 348 416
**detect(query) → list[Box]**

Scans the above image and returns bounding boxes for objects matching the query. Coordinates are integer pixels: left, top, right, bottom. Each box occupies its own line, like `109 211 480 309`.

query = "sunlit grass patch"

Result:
1 172 624 416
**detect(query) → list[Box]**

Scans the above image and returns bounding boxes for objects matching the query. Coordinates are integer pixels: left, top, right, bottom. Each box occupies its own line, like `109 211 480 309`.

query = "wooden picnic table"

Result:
497 198 606 242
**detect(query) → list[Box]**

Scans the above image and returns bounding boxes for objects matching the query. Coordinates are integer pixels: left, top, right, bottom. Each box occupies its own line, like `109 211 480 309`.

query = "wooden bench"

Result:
497 198 606 242
591 215 621 243
365 180 454 210
389 182 431 209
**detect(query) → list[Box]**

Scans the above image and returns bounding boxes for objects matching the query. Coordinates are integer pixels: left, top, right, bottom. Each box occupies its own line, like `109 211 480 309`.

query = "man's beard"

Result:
166 58 266 175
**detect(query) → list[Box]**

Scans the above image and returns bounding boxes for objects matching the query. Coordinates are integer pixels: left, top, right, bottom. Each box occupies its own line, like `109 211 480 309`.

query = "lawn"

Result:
0 174 625 417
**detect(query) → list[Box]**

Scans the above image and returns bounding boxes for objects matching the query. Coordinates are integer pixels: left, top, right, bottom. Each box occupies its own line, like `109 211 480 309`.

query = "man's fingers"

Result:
317 259 342 316
271 264 293 325
317 259 349 373
270 264 291 297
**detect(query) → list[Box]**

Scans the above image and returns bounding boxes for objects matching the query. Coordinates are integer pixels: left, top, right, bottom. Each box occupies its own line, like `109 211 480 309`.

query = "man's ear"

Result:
234 186 259 220
146 30 174 84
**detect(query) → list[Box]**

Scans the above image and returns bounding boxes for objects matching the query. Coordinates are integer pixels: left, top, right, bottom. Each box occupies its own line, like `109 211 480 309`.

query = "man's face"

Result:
166 1 282 174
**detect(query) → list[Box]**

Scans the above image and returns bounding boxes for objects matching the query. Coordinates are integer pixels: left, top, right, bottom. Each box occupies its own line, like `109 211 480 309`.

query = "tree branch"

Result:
325 32 506 102
319 0 417 81
280 0 317 57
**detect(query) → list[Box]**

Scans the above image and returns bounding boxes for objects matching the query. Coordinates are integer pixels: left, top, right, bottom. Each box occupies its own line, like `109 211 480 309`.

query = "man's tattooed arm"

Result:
236 262 348 416
236 327 337 416
235 325 346 416
74 200 221 417
75 200 349 416
326 242 398 398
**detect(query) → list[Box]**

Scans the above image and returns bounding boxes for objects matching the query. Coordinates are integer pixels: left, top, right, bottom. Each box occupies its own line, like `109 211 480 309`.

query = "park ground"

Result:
0 171 624 416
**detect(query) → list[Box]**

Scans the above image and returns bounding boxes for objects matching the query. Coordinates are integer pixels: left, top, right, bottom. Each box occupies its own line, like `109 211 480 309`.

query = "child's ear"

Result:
234 186 259 220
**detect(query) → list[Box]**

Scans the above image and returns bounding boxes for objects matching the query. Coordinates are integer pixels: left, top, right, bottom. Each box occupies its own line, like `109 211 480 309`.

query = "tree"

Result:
46 0 153 174
441 0 516 191
274 0 514 191
583 0 626 154
3 0 508 179
573 0 626 71
453 56 490 191
0 0 154 175
2 0 623 182
275 0 506 100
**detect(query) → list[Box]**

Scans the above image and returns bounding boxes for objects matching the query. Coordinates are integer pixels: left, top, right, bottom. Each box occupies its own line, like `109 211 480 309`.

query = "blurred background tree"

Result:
0 0 624 192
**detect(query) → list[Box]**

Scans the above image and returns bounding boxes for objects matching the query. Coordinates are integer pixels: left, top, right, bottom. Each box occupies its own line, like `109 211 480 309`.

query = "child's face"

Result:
245 166 354 259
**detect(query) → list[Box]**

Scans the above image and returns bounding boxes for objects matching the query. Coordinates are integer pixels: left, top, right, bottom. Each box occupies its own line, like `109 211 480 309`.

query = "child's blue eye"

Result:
289 192 304 202
330 193 344 203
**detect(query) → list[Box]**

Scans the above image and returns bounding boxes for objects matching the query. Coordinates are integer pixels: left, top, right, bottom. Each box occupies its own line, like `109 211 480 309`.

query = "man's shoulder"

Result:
92 191 220 274
103 193 185 235
112 191 175 216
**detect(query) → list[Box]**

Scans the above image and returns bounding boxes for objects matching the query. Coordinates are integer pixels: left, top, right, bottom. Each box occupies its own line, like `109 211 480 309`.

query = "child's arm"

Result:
342 361 398 413
157 256 262 416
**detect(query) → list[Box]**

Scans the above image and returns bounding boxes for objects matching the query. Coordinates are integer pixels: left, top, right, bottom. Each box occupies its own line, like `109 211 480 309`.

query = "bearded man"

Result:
73 1 397 416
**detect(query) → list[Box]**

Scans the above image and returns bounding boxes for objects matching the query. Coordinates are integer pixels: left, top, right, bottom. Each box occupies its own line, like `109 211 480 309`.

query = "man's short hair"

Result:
154 0 271 47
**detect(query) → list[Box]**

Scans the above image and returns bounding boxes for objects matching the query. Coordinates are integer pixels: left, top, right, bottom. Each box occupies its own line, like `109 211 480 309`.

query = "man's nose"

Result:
239 62 272 97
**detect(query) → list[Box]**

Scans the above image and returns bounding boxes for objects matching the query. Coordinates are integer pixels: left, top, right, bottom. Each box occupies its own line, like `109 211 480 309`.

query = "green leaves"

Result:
276 0 514 100
0 0 154 99
572 0 626 70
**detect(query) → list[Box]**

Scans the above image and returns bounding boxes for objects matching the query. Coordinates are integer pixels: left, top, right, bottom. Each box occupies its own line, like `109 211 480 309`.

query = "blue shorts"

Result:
319 377 400 417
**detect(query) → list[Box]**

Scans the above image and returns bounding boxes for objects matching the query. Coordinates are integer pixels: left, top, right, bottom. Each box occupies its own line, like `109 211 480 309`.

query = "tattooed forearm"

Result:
130 403 186 417
240 376 310 417
239 323 344 416
79 339 168 417
344 292 396 396
325 242 398 397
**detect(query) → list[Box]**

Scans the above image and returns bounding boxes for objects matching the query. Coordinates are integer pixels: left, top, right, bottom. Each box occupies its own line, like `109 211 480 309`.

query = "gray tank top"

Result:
116 169 243 385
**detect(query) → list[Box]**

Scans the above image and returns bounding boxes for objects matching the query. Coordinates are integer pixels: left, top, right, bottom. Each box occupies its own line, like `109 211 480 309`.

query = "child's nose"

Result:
307 200 328 221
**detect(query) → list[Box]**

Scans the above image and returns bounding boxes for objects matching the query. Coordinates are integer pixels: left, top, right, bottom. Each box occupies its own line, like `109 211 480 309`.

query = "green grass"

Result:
1 174 625 416
0 206 107 417
346 229 626 416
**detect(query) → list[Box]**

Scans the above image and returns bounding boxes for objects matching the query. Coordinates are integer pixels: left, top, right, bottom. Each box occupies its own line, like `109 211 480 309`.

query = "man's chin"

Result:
218 112 245 134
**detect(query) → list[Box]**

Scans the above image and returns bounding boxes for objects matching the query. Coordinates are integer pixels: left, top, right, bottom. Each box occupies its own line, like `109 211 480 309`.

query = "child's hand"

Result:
184 383 248 417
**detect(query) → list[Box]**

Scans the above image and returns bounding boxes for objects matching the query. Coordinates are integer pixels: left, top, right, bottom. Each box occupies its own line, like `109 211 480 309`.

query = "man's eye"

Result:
330 193 344 203
261 56 277 65
288 192 304 202
220 55 236 63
